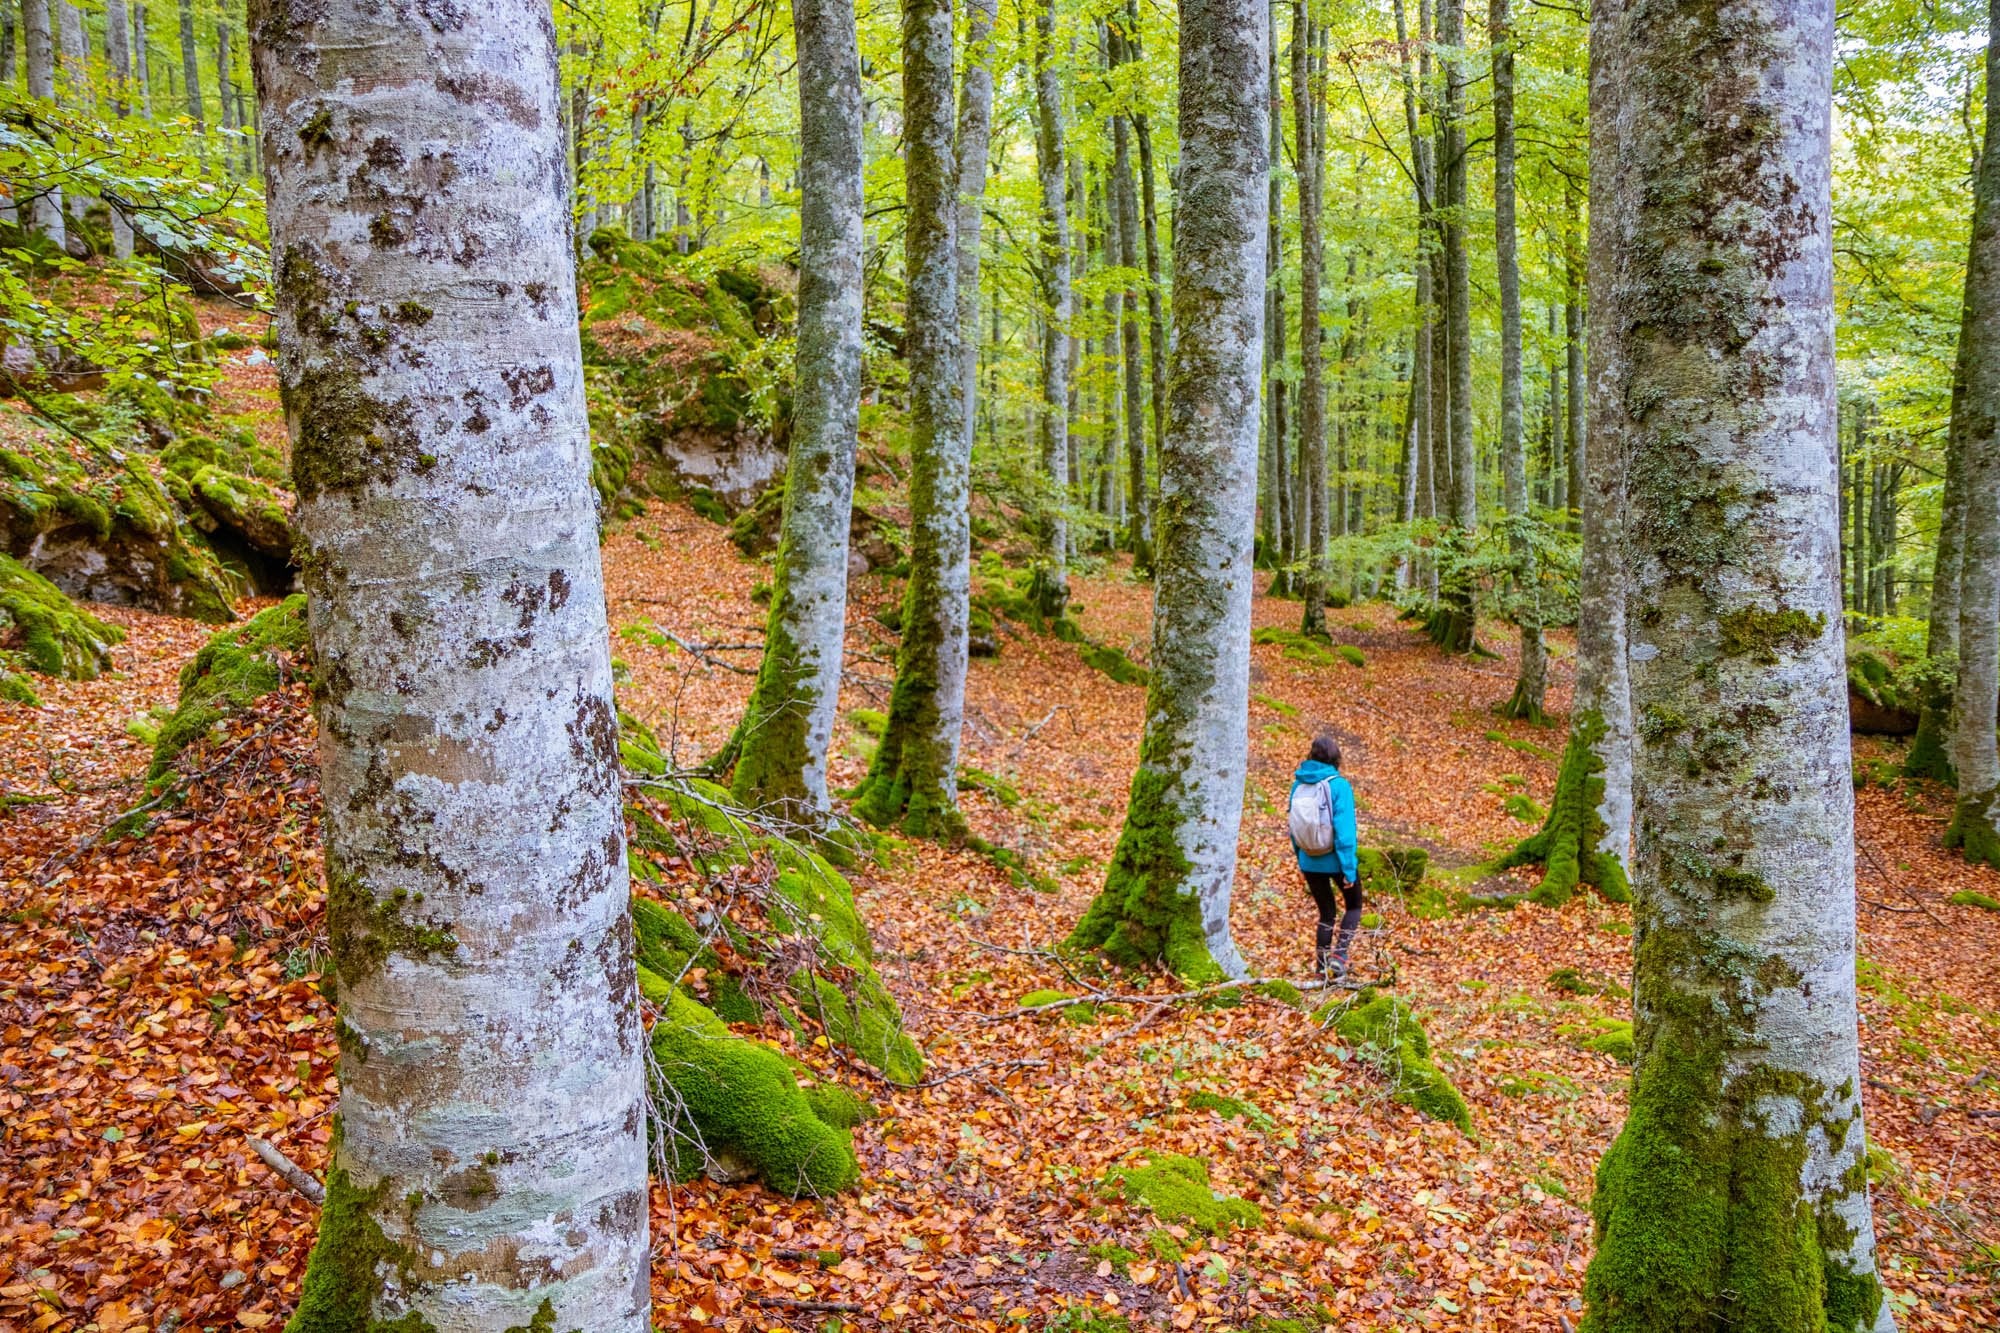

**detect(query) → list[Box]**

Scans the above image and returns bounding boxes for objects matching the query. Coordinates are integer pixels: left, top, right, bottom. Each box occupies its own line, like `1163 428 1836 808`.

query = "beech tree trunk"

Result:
1264 0 1289 583
179 0 203 153
1908 296 1973 781
1071 0 1266 983
1029 0 1069 617
216 18 238 176
1110 23 1151 569
105 0 136 257
730 0 865 825
23 0 67 247
1492 0 1543 720
1582 2 1893 1329
1294 6 1328 637
955 0 996 457
854 0 968 838
1947 1 2000 867
249 0 651 1324
134 4 151 116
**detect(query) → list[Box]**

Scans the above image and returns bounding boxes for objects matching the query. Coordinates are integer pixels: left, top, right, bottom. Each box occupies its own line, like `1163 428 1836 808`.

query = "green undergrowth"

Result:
1184 1090 1275 1131
0 552 123 681
1018 987 1101 1024
1105 1154 1263 1235
1325 993 1471 1132
1574 1017 1635 1064
1252 625 1364 669
145 595 311 786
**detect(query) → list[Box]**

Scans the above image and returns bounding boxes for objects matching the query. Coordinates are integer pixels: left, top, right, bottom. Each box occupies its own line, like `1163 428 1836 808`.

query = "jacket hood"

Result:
1294 758 1342 783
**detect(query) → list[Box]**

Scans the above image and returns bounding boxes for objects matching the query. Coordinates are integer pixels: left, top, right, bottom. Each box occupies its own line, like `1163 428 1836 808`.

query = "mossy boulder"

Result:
1946 889 2000 912
146 594 310 784
641 980 859 1196
1846 642 1928 737
1356 845 1430 896
0 424 235 621
1331 994 1472 1132
1104 1154 1263 1235
579 231 789 518
0 552 123 679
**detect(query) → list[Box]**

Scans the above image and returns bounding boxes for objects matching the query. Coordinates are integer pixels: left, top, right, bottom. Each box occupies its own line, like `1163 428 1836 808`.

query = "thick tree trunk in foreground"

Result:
1071 0 1266 983
1028 0 1069 618
23 0 67 247
1946 3 2000 866
1492 0 1543 721
1293 7 1328 637
249 0 651 1326
855 0 967 837
1581 2 1892 1329
730 0 865 824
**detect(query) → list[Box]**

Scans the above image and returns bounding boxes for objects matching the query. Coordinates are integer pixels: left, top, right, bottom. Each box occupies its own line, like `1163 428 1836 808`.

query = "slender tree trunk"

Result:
1028 0 1069 616
855 0 967 838
1 6 13 86
1423 0 1475 650
1547 303 1566 513
1908 306 1971 780
57 0 86 106
1071 0 1266 983
216 17 240 178
955 0 996 458
1493 0 1542 719
1393 0 1432 590
1265 0 1289 588
1947 3 2000 868
1584 2 1895 1327
105 0 136 257
1294 5 1328 637
23 0 67 247
731 0 865 825
1111 26 1151 570
179 0 203 168
250 0 651 1323
1566 187 1586 528
1128 0 1167 502
133 4 150 116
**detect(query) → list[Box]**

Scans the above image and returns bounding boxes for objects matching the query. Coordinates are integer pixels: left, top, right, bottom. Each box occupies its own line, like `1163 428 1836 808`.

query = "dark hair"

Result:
1310 733 1342 768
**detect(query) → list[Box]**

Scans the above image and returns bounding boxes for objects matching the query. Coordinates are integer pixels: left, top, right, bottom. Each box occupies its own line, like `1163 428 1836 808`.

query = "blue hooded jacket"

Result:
1290 758 1358 881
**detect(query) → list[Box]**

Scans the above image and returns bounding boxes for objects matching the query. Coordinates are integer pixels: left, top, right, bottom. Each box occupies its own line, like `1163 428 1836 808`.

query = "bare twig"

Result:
245 1134 325 1205
750 1297 861 1314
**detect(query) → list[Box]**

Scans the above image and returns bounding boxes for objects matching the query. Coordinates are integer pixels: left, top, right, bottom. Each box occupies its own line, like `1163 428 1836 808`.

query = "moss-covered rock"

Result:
1947 889 2000 912
0 552 123 678
641 981 859 1196
1355 845 1429 897
0 421 236 621
579 232 789 520
1332 994 1472 1132
146 594 310 783
1104 1154 1263 1235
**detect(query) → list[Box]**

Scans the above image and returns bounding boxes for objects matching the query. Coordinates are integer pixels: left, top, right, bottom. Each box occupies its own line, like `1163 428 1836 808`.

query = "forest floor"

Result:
3 426 1999 1330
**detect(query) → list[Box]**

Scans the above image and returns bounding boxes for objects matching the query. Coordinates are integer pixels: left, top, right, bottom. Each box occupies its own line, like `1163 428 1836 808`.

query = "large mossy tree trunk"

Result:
1945 2 2000 867
1070 0 1266 984
853 0 968 838
1029 0 1070 619
1491 0 1545 723
250 0 651 1327
1580 1 1893 1328
729 0 866 824
1292 4 1328 639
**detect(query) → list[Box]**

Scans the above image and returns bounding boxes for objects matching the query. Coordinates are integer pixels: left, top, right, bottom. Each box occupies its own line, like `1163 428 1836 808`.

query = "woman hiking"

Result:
1288 734 1361 977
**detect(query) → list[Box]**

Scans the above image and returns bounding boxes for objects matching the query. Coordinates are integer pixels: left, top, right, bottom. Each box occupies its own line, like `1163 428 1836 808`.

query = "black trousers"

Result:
1303 870 1363 968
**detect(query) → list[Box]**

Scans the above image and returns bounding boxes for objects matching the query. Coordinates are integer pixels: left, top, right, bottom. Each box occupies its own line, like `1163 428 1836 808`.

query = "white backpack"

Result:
1288 778 1335 856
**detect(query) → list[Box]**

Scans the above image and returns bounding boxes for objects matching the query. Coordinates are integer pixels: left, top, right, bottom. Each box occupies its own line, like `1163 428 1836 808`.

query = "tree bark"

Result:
105 0 136 257
22 0 67 247
1264 0 1289 587
1127 0 1168 507
730 0 865 826
855 0 967 838
1946 2 2000 867
1070 0 1267 983
1582 1 1894 1328
133 4 152 117
216 17 239 177
1566 185 1586 528
1493 0 1542 720
1110 25 1152 570
955 0 996 457
1908 300 1973 781
179 0 203 156
1027 0 1069 616
249 0 652 1324
1294 5 1327 637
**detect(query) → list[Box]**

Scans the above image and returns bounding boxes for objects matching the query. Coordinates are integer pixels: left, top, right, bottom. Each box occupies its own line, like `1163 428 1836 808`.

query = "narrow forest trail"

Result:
4 489 1997 1332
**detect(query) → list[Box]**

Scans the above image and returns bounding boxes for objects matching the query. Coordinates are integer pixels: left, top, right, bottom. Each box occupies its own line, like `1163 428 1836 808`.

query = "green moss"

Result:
1253 979 1306 1008
1184 1090 1272 1129
1104 1155 1263 1235
1086 1243 1138 1276
644 985 858 1196
801 1083 876 1129
1068 767 1225 984
1355 846 1429 896
1336 644 1366 668
1080 641 1149 685
1250 625 1348 668
0 554 123 679
147 595 310 784
284 1138 432 1333
326 862 459 987
1018 988 1098 1024
1254 692 1300 717
0 667 40 704
1945 788 2000 870
1717 606 1826 665
1947 889 2000 912
1503 793 1546 823
1499 709 1632 906
1334 995 1471 1132
1579 1019 1636 1064
849 708 888 738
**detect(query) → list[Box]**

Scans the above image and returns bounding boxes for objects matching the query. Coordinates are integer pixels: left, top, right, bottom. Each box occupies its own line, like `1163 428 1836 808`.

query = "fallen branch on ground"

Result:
246 1134 325 1205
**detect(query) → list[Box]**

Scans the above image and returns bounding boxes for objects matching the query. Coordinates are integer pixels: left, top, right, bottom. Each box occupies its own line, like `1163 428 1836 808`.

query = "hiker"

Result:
1288 733 1360 977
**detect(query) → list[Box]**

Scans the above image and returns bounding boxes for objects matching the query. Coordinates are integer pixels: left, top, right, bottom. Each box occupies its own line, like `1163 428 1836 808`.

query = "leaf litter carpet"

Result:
2 503 1995 1333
